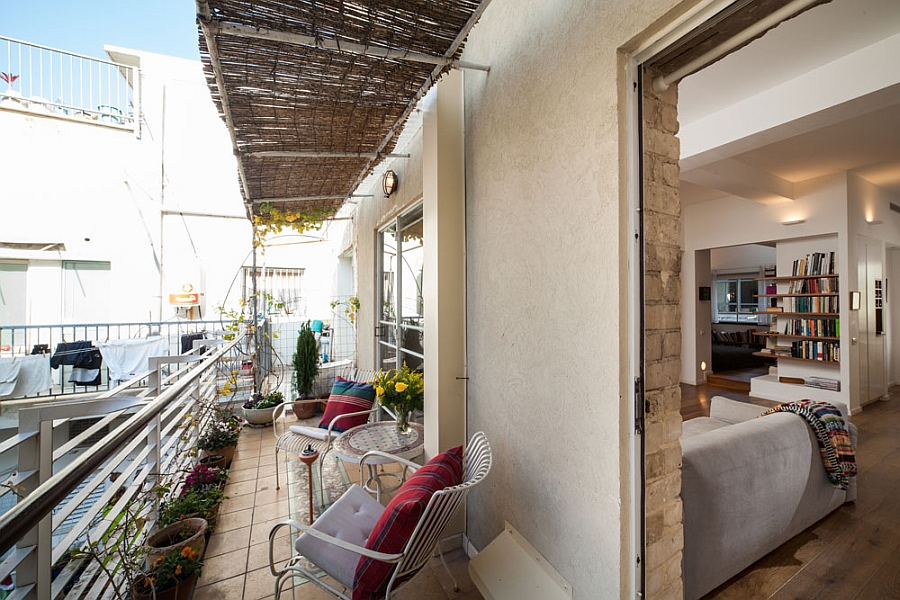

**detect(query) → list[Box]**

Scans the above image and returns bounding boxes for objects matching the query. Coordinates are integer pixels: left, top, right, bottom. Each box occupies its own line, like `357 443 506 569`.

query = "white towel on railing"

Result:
0 355 52 398
0 359 21 397
95 336 168 382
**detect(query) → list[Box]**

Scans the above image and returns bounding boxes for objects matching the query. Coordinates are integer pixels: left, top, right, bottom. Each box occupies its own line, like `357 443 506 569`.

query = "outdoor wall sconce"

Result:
383 170 398 197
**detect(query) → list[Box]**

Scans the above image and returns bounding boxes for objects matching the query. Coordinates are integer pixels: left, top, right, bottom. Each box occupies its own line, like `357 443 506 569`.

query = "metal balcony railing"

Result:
1 36 138 132
0 319 239 399
0 334 246 599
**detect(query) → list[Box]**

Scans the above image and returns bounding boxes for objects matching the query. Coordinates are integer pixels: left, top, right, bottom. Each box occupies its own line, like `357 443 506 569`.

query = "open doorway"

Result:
633 0 900 598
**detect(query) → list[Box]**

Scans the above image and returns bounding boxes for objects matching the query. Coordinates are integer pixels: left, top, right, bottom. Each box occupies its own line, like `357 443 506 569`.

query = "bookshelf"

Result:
752 251 841 388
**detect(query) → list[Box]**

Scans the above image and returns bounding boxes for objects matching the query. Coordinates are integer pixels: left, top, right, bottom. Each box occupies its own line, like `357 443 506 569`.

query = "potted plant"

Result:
242 391 284 425
132 545 202 600
158 484 225 530
182 463 228 494
292 320 320 419
197 419 240 465
372 363 424 434
144 517 208 568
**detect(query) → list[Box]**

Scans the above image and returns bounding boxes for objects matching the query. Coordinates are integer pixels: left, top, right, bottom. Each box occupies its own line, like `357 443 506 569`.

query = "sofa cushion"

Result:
681 416 730 438
352 446 463 599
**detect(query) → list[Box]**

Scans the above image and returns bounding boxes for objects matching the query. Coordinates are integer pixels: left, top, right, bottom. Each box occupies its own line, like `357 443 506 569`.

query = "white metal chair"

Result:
273 367 387 491
267 431 492 600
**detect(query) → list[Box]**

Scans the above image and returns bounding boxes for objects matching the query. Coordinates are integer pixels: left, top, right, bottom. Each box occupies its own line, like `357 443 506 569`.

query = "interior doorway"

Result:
630 0 900 598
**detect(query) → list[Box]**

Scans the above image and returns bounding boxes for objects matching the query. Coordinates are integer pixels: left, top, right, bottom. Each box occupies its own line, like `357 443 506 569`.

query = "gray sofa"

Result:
680 396 857 600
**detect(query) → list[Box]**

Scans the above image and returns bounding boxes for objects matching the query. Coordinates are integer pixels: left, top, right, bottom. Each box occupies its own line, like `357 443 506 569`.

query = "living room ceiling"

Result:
677 0 900 206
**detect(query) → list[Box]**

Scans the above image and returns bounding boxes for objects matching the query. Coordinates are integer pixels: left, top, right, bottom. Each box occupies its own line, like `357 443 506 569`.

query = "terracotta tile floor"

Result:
193 424 483 600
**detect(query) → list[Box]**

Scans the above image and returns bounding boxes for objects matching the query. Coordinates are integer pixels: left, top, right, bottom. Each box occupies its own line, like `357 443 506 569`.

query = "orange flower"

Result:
181 546 193 558
175 565 183 575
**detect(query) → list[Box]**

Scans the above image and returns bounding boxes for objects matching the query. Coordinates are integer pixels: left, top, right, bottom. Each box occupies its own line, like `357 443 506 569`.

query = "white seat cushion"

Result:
288 425 332 441
294 484 384 588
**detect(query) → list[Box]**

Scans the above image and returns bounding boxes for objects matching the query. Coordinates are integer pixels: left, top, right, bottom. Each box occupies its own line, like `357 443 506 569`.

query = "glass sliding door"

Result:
377 205 424 372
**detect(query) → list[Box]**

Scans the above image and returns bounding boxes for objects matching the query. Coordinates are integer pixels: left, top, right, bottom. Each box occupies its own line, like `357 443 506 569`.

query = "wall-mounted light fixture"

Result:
867 219 884 225
382 170 398 197
781 218 806 226
700 361 707 372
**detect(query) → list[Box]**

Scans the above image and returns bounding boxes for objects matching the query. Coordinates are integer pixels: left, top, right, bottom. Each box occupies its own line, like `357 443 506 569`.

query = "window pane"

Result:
738 279 756 307
381 226 398 324
716 280 737 314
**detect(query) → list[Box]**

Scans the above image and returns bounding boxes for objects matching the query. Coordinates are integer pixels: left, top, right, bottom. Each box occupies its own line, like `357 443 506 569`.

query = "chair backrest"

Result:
388 431 492 591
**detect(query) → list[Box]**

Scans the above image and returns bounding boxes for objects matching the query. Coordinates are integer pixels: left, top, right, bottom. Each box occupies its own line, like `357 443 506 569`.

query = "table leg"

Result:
307 461 316 524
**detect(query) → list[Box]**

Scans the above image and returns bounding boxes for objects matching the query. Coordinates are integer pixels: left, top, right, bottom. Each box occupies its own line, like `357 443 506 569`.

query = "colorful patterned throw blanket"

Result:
762 400 857 490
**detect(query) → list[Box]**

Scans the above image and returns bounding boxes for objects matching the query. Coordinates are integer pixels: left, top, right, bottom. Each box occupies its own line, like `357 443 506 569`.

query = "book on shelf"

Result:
805 376 841 391
791 252 837 277
766 306 783 313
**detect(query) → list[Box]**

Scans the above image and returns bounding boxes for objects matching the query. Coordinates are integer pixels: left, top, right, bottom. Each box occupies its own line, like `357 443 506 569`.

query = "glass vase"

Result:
396 410 412 435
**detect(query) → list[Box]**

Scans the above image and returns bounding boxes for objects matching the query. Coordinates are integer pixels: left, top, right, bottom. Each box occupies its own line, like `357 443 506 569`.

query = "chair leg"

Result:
435 534 462 592
275 447 281 490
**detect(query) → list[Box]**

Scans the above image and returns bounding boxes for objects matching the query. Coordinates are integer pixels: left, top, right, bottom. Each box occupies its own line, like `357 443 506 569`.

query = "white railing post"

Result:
148 412 161 525
16 409 54 599
132 65 141 138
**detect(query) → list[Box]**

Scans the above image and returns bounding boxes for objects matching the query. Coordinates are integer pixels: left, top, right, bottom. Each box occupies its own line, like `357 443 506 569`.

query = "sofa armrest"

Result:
708 396 768 424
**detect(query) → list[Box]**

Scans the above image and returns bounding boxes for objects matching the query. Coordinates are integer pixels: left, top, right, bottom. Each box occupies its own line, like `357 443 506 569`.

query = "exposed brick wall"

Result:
642 70 684 600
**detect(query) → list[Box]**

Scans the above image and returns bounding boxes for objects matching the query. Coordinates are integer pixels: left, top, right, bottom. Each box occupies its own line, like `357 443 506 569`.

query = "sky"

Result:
2 0 201 61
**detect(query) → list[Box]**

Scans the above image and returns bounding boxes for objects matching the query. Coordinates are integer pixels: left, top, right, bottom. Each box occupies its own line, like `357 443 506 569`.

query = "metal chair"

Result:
267 431 492 600
273 368 385 491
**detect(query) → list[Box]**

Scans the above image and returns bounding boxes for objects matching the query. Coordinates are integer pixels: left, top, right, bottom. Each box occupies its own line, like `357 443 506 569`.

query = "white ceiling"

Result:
678 0 900 205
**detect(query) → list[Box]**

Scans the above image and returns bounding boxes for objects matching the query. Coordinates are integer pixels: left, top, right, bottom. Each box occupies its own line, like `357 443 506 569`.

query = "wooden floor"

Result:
680 381 900 600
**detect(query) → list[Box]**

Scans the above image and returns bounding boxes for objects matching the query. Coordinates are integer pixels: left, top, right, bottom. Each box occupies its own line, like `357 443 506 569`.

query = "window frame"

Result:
712 272 760 324
376 204 424 372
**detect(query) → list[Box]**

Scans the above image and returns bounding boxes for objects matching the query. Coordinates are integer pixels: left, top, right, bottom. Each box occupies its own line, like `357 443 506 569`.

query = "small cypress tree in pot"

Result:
292 320 320 419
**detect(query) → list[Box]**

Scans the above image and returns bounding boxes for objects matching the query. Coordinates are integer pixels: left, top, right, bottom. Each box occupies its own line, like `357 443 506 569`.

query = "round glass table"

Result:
333 421 424 499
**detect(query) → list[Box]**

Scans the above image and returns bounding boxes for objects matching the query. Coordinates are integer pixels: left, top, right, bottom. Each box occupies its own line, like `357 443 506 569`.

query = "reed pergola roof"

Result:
196 0 490 219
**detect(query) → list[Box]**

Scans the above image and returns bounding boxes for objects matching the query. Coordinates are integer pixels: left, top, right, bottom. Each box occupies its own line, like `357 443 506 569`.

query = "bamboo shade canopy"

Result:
196 0 489 219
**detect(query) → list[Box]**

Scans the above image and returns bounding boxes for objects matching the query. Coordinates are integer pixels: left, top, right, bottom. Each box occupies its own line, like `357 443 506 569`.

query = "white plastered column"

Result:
422 69 466 457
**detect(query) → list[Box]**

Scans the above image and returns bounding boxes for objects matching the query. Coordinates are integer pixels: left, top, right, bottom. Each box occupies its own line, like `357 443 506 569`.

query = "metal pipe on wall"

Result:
652 0 824 93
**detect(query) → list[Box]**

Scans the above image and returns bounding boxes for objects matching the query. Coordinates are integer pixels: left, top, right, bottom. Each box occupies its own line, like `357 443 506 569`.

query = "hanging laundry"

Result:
50 341 98 369
180 332 207 354
0 360 21 397
0 355 52 399
69 347 103 386
95 336 169 383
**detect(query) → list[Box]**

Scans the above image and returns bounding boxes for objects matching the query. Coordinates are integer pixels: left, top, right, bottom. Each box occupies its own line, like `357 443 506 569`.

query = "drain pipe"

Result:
653 0 824 93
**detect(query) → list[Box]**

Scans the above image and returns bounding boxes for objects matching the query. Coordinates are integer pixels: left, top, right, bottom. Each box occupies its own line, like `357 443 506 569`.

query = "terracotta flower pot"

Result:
292 398 317 419
202 445 235 465
144 518 208 568
131 572 198 600
199 453 226 471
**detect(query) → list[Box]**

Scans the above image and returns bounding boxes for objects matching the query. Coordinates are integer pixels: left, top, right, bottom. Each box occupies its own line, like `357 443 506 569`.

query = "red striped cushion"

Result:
352 446 463 599
318 377 376 432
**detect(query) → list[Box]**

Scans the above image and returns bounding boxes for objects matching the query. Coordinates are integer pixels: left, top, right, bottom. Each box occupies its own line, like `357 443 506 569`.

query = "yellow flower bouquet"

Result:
372 363 424 433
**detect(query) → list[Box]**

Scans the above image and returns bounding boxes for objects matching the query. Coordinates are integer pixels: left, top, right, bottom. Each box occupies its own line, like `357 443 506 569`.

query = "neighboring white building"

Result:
0 41 345 333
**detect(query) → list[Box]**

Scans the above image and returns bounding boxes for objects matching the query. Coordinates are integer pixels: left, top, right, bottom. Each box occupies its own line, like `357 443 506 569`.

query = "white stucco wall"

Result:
455 0 686 595
2 47 341 327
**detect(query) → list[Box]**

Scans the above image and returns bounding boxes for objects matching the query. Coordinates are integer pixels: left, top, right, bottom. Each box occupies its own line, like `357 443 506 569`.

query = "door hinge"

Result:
634 376 644 434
